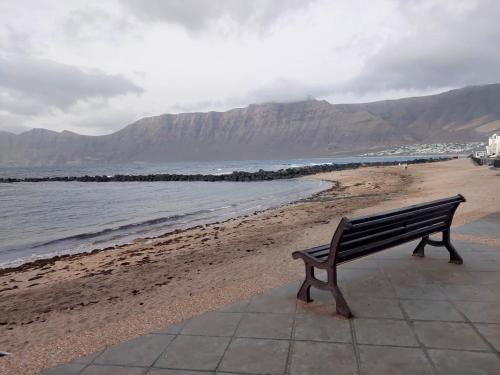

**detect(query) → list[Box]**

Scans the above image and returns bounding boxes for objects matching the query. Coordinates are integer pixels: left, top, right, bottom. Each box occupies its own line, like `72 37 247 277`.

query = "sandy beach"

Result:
1 158 499 375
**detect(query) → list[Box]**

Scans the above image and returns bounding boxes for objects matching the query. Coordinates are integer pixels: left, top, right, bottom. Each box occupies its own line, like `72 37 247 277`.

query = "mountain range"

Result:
1 84 500 166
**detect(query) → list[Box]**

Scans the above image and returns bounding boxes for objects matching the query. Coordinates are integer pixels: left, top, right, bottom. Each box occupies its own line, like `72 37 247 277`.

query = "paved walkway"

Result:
40 219 500 375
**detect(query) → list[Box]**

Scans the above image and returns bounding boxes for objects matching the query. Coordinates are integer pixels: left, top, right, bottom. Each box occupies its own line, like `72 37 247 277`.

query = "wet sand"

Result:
0 158 498 375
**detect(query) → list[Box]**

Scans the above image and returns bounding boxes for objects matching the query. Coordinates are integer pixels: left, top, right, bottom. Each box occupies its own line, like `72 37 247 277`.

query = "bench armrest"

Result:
292 249 328 268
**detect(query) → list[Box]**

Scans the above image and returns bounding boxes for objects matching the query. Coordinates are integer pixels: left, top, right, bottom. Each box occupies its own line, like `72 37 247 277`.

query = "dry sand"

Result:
0 158 498 375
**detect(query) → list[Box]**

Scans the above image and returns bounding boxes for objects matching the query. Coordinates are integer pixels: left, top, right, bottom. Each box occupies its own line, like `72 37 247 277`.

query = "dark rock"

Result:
0 157 450 184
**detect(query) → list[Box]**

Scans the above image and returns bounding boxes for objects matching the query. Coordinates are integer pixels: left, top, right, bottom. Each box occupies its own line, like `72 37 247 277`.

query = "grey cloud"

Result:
0 55 143 115
0 26 38 55
120 0 316 32
179 79 332 112
231 0 500 105
343 0 500 94
62 7 135 43
243 79 328 104
0 113 31 134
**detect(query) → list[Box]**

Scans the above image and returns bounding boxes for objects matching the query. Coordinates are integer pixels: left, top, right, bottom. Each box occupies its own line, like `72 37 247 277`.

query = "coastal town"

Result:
472 133 500 167
362 134 500 166
361 141 486 157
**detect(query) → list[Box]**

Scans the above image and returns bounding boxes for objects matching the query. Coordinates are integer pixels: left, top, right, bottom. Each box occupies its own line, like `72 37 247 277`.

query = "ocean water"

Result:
0 155 436 179
0 156 435 267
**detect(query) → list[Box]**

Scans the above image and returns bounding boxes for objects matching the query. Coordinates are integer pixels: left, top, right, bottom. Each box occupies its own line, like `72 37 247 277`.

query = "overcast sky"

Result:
1 0 500 135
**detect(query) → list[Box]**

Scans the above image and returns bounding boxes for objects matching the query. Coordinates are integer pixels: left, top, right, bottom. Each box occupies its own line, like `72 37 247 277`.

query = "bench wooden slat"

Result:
307 214 450 261
339 214 450 250
345 201 458 232
341 208 453 240
349 195 464 224
308 247 330 259
337 222 449 263
306 244 330 255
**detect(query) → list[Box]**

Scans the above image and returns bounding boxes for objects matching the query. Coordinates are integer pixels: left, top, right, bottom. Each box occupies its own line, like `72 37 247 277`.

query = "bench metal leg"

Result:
443 229 463 264
297 265 313 303
331 286 352 318
328 269 352 318
412 232 463 264
412 236 428 257
296 265 353 318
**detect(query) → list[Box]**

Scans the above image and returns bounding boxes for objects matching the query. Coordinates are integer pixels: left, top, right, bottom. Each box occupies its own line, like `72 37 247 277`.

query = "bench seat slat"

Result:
341 208 453 241
345 201 458 232
349 195 464 225
336 222 449 263
304 215 451 262
306 244 330 255
339 214 450 250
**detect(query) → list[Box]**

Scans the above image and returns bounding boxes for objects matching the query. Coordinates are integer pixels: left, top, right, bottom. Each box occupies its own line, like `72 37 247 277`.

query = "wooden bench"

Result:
292 195 466 318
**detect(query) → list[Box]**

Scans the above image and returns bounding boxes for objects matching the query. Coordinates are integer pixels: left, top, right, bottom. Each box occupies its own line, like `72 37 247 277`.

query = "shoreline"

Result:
0 157 448 271
0 157 448 183
1 158 499 375
0 179 333 272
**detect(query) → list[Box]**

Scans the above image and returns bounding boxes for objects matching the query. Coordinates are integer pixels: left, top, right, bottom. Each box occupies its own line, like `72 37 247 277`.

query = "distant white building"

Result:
486 133 500 157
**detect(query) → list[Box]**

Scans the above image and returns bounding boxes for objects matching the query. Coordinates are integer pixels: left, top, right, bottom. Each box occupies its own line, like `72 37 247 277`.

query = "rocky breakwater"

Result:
0 157 450 183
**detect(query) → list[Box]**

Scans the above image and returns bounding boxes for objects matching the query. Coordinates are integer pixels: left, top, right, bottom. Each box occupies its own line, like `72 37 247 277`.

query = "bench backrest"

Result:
326 195 465 265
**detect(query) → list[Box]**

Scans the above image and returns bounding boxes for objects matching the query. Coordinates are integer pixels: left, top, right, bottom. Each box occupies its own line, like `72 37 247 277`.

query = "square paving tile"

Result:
422 270 475 285
475 324 500 351
80 365 148 375
421 248 456 261
371 244 410 259
401 300 464 321
146 369 214 374
468 272 500 285
354 318 419 347
94 334 175 367
72 351 103 364
295 300 338 316
454 240 498 253
464 259 500 272
344 276 397 298
38 363 87 375
154 336 230 371
294 313 351 342
379 259 443 274
154 322 186 335
394 284 447 300
307 288 335 305
413 321 490 351
454 213 500 240
384 268 434 287
266 282 302 297
349 297 404 319
442 285 498 302
235 313 293 339
337 268 381 283
180 312 241 337
218 338 289 374
246 293 296 314
290 341 356 375
485 252 500 261
358 345 434 375
218 300 250 313
428 349 500 375
456 301 500 323
339 257 379 269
